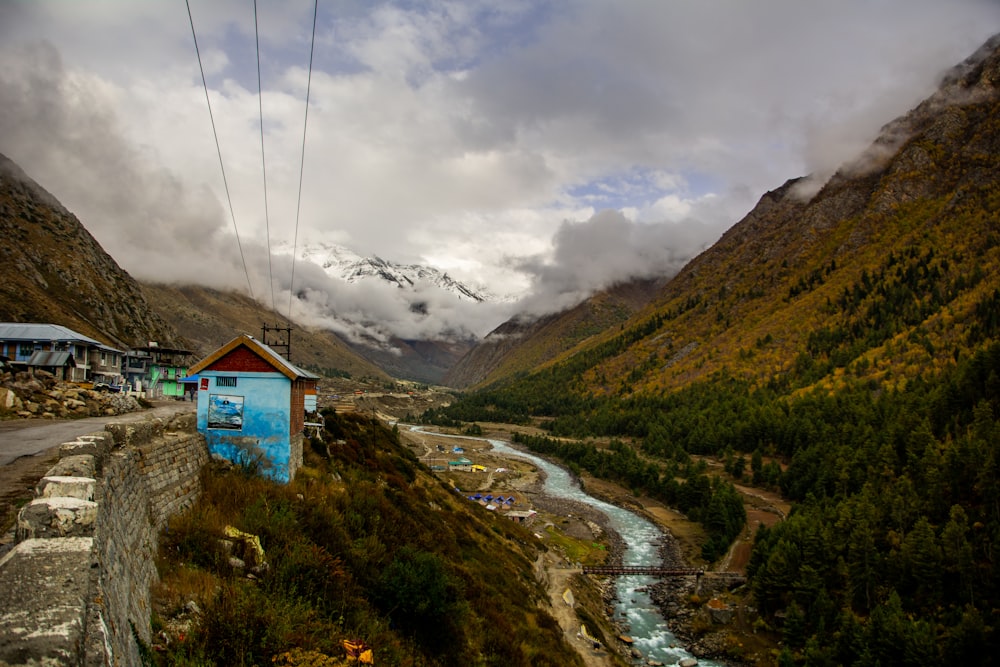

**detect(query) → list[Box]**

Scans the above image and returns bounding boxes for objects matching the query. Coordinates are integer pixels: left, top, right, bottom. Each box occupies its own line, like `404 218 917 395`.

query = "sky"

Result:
0 1 998 345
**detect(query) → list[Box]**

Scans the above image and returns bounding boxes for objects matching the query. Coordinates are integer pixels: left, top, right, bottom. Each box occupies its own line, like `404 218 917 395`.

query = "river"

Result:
410 427 721 666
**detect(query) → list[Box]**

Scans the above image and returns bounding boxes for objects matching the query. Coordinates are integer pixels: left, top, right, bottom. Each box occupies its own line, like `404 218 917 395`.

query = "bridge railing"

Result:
582 565 704 576
581 565 745 578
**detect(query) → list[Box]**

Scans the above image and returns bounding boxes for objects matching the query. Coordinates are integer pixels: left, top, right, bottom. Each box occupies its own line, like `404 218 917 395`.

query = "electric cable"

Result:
254 0 277 313
185 0 255 300
287 0 319 324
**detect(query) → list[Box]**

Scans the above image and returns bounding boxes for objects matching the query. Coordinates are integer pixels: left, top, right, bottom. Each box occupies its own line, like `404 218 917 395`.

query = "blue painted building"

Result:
187 334 318 483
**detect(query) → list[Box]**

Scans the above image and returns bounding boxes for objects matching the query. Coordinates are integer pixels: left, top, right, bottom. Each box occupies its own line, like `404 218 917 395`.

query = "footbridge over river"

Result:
582 565 745 582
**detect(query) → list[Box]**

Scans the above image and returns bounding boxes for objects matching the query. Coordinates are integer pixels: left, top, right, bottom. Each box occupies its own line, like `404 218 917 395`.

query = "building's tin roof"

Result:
0 323 124 353
188 334 318 380
26 350 76 367
0 323 101 345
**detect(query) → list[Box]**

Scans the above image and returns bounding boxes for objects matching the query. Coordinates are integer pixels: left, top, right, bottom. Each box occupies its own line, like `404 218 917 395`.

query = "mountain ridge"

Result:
0 152 391 380
457 32 1000 399
297 241 497 303
0 152 179 349
444 277 666 388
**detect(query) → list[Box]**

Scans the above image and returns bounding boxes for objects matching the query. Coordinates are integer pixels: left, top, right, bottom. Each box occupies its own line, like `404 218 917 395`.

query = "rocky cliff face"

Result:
0 153 180 348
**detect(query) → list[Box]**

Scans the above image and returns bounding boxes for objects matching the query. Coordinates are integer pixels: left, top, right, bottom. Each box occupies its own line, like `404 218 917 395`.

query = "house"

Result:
0 323 123 384
448 457 473 471
506 510 537 525
186 334 319 483
123 343 194 398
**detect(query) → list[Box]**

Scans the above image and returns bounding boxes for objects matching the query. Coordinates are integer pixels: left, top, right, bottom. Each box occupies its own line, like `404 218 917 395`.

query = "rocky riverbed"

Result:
521 454 759 666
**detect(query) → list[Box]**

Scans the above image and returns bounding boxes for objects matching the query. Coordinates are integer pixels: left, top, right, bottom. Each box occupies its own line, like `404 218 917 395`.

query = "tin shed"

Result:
187 334 318 483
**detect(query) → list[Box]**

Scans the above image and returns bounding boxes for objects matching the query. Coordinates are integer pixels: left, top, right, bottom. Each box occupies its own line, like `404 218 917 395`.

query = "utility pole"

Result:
260 323 292 361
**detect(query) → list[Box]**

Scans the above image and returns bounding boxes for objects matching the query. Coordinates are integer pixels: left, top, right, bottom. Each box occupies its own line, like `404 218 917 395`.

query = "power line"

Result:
287 0 319 323
254 0 277 312
185 0 255 301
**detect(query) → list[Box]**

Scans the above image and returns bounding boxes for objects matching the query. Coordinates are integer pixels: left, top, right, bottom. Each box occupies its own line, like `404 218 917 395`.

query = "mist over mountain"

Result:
451 32 1000 393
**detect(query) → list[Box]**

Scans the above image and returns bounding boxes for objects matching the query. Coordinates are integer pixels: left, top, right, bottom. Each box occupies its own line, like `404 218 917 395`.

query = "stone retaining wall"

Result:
0 413 208 666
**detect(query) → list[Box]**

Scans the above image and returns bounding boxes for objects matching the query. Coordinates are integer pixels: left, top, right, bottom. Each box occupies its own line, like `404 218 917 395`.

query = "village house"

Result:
448 457 473 472
123 343 194 398
186 334 319 483
0 322 123 384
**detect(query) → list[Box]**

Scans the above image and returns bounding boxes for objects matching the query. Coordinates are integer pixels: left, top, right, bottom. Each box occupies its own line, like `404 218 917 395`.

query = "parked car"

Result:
92 381 122 393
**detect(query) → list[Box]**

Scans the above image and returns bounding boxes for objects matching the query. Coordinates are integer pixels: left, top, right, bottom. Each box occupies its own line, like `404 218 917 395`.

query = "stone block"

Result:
36 476 97 502
46 454 96 479
0 537 93 666
18 498 98 540
59 432 112 461
105 418 165 448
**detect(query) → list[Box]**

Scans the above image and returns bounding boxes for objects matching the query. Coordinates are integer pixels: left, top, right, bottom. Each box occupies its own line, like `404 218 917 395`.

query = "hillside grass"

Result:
151 410 582 667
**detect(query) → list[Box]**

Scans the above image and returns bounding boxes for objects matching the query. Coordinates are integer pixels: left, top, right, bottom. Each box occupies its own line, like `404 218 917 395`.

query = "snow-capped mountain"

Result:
298 242 496 302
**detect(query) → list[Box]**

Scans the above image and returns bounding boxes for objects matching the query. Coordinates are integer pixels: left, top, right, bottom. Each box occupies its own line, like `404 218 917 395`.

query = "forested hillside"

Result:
428 35 1000 664
445 278 666 389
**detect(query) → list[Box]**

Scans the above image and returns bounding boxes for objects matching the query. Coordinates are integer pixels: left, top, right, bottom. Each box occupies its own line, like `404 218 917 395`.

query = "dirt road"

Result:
0 401 196 539
538 551 620 667
0 401 196 465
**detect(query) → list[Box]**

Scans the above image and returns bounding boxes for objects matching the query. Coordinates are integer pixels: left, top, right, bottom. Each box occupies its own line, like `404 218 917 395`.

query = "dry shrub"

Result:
153 565 218 617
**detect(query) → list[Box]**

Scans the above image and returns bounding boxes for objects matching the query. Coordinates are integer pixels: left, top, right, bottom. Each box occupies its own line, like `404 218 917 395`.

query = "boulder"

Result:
0 387 22 412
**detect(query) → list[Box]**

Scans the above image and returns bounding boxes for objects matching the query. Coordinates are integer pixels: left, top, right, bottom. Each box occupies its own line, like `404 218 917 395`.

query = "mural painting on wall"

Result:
208 394 244 430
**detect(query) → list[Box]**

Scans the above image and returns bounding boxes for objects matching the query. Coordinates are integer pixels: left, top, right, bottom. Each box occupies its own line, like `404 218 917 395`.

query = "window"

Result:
216 376 237 388
18 344 33 357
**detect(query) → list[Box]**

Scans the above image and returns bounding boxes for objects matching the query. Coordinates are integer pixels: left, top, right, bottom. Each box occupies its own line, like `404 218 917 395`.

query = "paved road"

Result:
0 401 197 466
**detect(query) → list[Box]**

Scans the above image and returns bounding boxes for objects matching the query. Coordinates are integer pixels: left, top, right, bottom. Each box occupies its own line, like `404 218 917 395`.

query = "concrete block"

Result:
0 537 93 666
36 476 97 502
17 498 98 540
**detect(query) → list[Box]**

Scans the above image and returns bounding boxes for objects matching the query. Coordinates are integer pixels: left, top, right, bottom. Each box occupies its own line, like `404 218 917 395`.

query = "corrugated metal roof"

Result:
26 350 76 367
252 337 320 379
0 323 101 345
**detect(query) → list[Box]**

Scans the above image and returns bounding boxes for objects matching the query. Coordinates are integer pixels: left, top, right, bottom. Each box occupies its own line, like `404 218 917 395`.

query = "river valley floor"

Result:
399 424 784 667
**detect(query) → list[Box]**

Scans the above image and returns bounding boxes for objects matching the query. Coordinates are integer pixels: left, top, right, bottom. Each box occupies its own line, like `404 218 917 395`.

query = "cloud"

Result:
278 258 519 344
2 1 999 347
515 209 724 317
